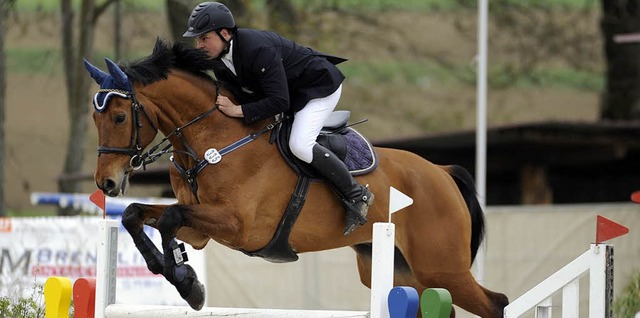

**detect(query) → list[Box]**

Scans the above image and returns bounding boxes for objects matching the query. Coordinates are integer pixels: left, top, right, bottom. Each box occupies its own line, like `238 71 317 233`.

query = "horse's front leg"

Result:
121 203 166 275
156 204 217 311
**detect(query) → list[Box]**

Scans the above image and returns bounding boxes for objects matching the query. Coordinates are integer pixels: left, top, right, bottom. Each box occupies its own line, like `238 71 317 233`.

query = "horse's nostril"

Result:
102 179 117 192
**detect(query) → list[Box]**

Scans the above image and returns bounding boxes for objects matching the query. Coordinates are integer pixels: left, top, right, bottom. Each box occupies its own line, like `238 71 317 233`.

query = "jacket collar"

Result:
221 40 237 76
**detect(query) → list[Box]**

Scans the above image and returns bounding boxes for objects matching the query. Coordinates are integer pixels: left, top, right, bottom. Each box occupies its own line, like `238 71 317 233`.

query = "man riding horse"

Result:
182 2 374 235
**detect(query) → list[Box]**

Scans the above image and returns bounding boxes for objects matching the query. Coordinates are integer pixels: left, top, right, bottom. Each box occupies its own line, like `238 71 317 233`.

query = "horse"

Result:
83 38 508 317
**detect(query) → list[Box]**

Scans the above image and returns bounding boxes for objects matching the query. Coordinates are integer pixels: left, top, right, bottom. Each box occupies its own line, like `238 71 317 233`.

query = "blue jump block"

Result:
388 286 419 318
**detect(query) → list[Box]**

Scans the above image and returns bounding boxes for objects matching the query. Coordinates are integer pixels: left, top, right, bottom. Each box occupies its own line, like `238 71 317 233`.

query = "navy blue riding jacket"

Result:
210 28 347 124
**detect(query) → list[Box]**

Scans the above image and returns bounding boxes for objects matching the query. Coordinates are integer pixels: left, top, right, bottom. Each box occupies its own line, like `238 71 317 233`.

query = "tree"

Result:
58 0 116 215
166 0 194 44
600 0 640 120
0 0 16 217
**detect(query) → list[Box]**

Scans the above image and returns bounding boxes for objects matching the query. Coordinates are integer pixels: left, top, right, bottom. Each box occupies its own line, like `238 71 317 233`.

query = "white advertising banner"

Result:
0 216 205 306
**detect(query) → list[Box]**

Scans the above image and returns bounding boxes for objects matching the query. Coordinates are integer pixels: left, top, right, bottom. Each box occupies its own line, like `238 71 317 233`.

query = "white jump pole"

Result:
370 186 414 318
105 304 368 317
95 219 119 318
503 243 614 318
370 222 395 318
474 0 489 290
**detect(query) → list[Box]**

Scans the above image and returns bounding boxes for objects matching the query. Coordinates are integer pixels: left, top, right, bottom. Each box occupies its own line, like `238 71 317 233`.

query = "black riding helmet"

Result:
183 2 236 38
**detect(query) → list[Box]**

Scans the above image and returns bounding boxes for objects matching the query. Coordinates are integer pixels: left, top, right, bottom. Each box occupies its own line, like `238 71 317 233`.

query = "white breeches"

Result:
289 84 343 163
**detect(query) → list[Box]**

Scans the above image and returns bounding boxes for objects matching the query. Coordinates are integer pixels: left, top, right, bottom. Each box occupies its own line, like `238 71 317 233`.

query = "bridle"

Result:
95 83 281 202
95 88 157 170
95 85 221 171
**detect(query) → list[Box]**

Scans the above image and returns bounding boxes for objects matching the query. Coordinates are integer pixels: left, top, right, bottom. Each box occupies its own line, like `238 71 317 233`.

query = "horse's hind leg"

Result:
404 239 507 317
419 271 508 318
352 244 458 318
121 203 166 275
156 205 206 310
353 243 508 317
352 244 422 287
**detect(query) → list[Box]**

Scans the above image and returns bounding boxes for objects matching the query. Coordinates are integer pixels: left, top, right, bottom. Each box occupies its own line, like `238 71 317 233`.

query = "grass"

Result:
340 61 603 91
4 47 135 75
613 269 640 318
5 208 58 217
7 45 602 92
293 0 597 10
5 48 62 74
14 0 163 12
7 45 602 91
13 0 598 12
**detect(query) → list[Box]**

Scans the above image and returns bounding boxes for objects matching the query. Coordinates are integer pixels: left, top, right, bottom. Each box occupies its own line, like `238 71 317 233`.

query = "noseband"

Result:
95 88 157 170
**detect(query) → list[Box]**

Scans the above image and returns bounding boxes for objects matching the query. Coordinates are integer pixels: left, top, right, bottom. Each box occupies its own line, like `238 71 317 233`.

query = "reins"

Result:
169 115 284 203
96 83 284 203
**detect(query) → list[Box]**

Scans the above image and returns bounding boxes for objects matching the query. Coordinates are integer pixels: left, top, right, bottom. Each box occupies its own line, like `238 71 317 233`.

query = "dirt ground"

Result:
4 9 602 212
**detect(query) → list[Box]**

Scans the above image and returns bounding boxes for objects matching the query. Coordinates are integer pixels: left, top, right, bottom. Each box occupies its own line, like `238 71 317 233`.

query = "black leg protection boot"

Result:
309 144 374 235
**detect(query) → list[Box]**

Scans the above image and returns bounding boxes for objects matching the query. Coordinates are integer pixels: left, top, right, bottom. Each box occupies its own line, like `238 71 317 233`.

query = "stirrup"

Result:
343 185 374 235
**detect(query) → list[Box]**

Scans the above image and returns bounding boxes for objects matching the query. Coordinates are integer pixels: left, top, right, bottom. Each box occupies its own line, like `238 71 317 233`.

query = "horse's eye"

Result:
114 114 126 125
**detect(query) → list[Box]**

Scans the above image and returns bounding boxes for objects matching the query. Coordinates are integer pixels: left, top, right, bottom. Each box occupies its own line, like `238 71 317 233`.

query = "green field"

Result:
5 0 604 91
13 0 598 12
5 45 602 91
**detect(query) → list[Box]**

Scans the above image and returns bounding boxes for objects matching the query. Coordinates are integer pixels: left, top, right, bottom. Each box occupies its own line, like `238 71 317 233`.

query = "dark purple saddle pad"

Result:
275 122 378 179
342 128 377 175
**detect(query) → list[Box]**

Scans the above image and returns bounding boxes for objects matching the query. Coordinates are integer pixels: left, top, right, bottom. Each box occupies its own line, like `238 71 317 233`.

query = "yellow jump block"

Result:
44 276 72 318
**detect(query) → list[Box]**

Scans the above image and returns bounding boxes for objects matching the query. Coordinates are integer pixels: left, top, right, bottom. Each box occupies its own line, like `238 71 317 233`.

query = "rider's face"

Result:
196 30 230 59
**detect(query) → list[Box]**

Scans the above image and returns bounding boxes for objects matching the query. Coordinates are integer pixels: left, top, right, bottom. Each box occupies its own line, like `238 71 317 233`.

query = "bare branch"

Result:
94 0 118 23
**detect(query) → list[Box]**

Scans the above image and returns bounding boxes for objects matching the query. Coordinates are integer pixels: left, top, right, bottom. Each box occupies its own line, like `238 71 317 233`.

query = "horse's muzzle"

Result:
98 178 120 197
97 170 129 197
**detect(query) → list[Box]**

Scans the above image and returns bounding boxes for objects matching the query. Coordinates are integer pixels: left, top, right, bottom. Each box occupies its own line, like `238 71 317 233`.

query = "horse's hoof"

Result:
184 279 205 310
173 264 205 310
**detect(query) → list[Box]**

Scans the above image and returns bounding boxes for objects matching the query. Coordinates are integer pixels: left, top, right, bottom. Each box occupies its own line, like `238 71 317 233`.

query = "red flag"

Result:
631 191 640 204
596 215 629 244
89 190 106 218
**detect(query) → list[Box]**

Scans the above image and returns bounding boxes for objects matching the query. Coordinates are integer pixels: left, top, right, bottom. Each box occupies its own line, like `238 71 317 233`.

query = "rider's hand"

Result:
216 96 244 118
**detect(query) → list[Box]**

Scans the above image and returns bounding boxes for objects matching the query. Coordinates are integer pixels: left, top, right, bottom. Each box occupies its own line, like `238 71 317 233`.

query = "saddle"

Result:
240 111 378 263
276 110 378 178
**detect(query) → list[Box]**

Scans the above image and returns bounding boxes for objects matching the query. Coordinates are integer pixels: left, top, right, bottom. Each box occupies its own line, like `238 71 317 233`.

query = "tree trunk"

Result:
166 0 193 45
58 0 100 215
114 0 122 60
0 0 13 216
600 0 640 120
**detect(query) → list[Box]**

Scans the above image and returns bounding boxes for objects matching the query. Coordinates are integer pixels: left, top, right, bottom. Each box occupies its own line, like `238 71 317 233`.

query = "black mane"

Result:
121 38 217 85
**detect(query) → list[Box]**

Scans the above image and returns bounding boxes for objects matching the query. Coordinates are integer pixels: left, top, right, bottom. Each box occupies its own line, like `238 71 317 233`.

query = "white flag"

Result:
389 186 413 215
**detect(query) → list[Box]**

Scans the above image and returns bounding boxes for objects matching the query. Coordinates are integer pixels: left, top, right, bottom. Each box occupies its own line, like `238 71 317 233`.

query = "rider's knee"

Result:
288 139 313 163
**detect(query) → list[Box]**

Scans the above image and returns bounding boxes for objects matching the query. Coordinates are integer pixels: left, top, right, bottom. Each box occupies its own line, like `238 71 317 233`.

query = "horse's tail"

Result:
446 165 485 264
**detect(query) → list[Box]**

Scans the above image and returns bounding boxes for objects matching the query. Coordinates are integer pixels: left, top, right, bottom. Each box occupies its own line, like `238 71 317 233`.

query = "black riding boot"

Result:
309 144 374 235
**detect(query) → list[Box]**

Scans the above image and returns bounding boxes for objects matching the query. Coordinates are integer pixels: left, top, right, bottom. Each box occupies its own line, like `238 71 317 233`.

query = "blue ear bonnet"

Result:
83 58 133 112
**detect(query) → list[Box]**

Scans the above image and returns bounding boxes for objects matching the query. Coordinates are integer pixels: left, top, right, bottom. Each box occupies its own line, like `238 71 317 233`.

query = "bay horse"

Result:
84 39 508 317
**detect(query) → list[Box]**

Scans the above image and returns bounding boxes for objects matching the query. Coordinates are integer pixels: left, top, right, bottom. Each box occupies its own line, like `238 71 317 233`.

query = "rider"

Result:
183 1 374 235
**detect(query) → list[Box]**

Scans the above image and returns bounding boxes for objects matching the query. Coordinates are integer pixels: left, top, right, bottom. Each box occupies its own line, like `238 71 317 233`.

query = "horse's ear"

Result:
104 58 132 91
83 59 108 86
